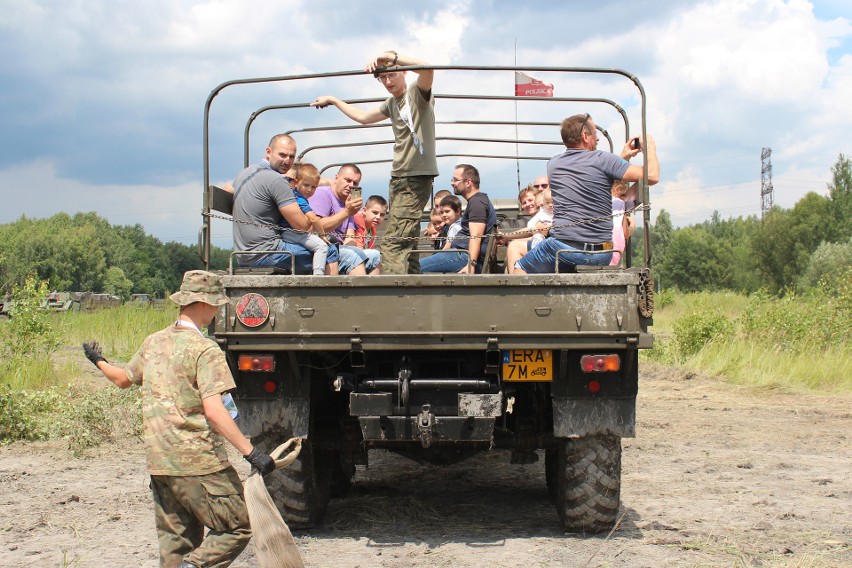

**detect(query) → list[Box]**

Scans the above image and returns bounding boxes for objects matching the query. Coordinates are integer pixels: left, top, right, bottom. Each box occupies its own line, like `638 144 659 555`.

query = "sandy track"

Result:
1 364 849 567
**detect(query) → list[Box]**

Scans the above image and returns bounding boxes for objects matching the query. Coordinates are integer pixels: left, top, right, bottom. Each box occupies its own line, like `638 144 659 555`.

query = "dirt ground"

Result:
1 363 849 567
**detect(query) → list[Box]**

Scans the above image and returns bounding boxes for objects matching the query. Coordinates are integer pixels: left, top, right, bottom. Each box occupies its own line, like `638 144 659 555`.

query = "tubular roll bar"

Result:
248 95 623 166
202 65 650 269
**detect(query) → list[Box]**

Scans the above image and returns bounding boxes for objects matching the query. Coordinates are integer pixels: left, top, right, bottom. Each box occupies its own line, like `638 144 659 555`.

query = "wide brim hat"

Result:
169 270 229 307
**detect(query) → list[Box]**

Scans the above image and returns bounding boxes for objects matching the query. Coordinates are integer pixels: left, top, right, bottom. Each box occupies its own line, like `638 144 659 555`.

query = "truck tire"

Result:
554 434 621 533
544 448 557 497
329 451 355 498
255 435 333 529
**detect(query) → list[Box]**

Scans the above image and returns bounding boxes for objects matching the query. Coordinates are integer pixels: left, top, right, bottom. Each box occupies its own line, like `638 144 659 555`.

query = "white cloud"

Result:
0 159 202 243
657 0 833 102
1 0 851 240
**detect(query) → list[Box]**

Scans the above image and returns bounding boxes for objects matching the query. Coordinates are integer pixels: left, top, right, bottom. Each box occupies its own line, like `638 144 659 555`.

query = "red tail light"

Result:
238 354 275 372
580 354 620 373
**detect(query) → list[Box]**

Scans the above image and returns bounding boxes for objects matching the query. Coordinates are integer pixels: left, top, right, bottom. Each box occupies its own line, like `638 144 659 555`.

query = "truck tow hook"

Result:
506 396 516 414
417 404 434 449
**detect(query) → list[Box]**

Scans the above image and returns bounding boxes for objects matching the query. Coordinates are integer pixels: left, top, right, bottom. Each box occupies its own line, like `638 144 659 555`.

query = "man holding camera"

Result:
311 51 438 274
308 163 381 275
513 113 659 274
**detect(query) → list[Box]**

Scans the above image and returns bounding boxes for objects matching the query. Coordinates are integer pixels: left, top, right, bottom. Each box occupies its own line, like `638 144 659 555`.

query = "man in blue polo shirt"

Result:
513 114 659 274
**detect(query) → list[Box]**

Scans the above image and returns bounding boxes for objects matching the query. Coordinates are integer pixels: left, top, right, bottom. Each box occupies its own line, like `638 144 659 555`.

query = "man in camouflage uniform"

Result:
83 270 275 568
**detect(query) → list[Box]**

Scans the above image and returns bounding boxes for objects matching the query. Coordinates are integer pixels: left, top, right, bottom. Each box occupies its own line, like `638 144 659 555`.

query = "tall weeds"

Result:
646 273 852 392
0 302 173 451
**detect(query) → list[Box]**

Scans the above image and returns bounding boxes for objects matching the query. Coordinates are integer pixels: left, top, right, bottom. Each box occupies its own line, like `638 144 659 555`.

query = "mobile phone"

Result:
350 186 362 200
630 137 641 150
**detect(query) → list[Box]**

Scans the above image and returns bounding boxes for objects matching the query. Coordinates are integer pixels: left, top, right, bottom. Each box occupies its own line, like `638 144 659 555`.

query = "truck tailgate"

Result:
218 272 650 351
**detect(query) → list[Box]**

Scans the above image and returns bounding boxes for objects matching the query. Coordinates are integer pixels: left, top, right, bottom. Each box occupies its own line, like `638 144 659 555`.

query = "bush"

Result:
0 385 42 442
0 381 142 452
798 240 852 293
655 288 676 309
0 275 60 360
740 277 850 352
672 309 734 358
66 386 143 454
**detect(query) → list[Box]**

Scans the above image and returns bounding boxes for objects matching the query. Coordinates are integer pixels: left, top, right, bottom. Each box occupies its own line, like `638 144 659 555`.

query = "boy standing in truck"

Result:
311 51 438 275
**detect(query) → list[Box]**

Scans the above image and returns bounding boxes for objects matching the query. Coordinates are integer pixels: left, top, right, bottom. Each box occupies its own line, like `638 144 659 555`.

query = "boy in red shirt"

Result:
348 195 389 250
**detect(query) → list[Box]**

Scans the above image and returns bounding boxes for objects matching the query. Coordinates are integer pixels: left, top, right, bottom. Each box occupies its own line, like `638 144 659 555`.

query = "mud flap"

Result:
236 398 310 439
552 397 636 438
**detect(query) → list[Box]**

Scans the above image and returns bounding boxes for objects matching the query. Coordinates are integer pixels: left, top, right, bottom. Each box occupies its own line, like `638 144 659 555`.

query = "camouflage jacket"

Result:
125 325 235 476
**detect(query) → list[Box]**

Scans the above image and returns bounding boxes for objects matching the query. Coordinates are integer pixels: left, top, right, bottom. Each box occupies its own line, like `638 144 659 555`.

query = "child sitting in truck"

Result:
420 206 445 250
435 195 463 249
504 188 554 271
528 188 554 247
278 163 338 275
610 180 637 266
349 195 388 250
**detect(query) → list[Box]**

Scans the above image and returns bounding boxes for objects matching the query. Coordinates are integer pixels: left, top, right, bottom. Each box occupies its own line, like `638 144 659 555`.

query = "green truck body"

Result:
202 65 655 531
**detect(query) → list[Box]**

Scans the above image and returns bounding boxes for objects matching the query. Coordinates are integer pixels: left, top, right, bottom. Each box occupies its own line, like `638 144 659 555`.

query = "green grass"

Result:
1 305 175 390
2 287 850 452
56 304 178 361
645 286 852 393
0 305 173 450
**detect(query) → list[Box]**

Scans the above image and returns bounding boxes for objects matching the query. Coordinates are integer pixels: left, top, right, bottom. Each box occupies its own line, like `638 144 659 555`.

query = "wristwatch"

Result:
388 51 399 66
469 259 477 266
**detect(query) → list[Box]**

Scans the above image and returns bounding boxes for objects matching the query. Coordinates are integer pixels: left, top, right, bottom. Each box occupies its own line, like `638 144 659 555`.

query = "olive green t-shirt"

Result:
379 81 439 177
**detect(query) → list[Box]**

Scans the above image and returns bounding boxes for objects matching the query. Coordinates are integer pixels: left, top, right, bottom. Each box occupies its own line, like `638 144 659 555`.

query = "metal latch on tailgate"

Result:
417 404 434 449
350 334 365 368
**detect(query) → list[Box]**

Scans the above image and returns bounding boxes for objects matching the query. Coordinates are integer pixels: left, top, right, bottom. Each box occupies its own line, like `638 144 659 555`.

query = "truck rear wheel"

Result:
554 434 621 533
255 436 333 529
544 448 557 496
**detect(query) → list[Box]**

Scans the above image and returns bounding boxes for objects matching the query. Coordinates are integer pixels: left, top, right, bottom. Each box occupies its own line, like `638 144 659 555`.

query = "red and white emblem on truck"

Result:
235 293 270 328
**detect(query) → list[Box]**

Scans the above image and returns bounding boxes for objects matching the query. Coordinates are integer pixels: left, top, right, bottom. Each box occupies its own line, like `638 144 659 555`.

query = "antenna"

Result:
760 147 774 218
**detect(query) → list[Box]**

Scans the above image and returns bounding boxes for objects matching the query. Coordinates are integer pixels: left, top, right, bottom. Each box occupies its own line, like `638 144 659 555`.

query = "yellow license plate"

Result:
502 350 553 381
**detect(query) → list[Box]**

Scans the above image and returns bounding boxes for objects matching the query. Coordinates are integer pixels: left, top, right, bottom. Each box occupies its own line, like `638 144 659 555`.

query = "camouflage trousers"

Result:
150 466 251 568
380 175 434 274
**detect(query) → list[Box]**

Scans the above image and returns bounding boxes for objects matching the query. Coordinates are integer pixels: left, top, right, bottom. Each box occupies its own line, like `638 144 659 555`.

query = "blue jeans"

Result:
338 245 381 274
247 240 339 274
362 248 382 271
515 237 612 273
420 250 470 273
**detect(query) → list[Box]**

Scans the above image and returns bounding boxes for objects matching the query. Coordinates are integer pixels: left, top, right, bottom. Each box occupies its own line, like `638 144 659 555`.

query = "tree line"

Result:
1 154 849 299
0 212 229 299
637 153 851 294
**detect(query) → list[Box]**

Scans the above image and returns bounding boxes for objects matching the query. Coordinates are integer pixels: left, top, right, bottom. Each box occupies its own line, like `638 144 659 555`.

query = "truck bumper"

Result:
357 416 496 443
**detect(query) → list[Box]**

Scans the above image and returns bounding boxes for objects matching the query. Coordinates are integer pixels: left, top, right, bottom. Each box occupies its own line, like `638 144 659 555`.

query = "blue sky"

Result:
1 0 850 247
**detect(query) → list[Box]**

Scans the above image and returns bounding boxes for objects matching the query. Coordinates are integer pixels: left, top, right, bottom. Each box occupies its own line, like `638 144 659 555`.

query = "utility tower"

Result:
760 147 774 218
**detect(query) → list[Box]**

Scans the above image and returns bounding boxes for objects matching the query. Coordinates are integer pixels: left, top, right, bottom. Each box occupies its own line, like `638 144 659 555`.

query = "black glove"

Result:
83 341 107 367
245 447 276 476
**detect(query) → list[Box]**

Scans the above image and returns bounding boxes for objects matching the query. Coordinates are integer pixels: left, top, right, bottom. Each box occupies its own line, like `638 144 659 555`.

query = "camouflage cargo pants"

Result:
150 466 251 568
380 175 434 274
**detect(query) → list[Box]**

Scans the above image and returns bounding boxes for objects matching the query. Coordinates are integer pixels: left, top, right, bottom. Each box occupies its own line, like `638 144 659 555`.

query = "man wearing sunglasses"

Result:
311 51 438 275
513 113 659 274
532 175 549 193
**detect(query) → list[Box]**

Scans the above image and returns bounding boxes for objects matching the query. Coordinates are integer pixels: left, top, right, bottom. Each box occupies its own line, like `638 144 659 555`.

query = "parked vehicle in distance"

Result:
128 293 152 306
43 291 74 312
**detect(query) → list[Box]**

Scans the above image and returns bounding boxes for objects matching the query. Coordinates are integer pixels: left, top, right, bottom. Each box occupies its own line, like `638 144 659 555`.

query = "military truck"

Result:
43 291 75 312
200 65 655 532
